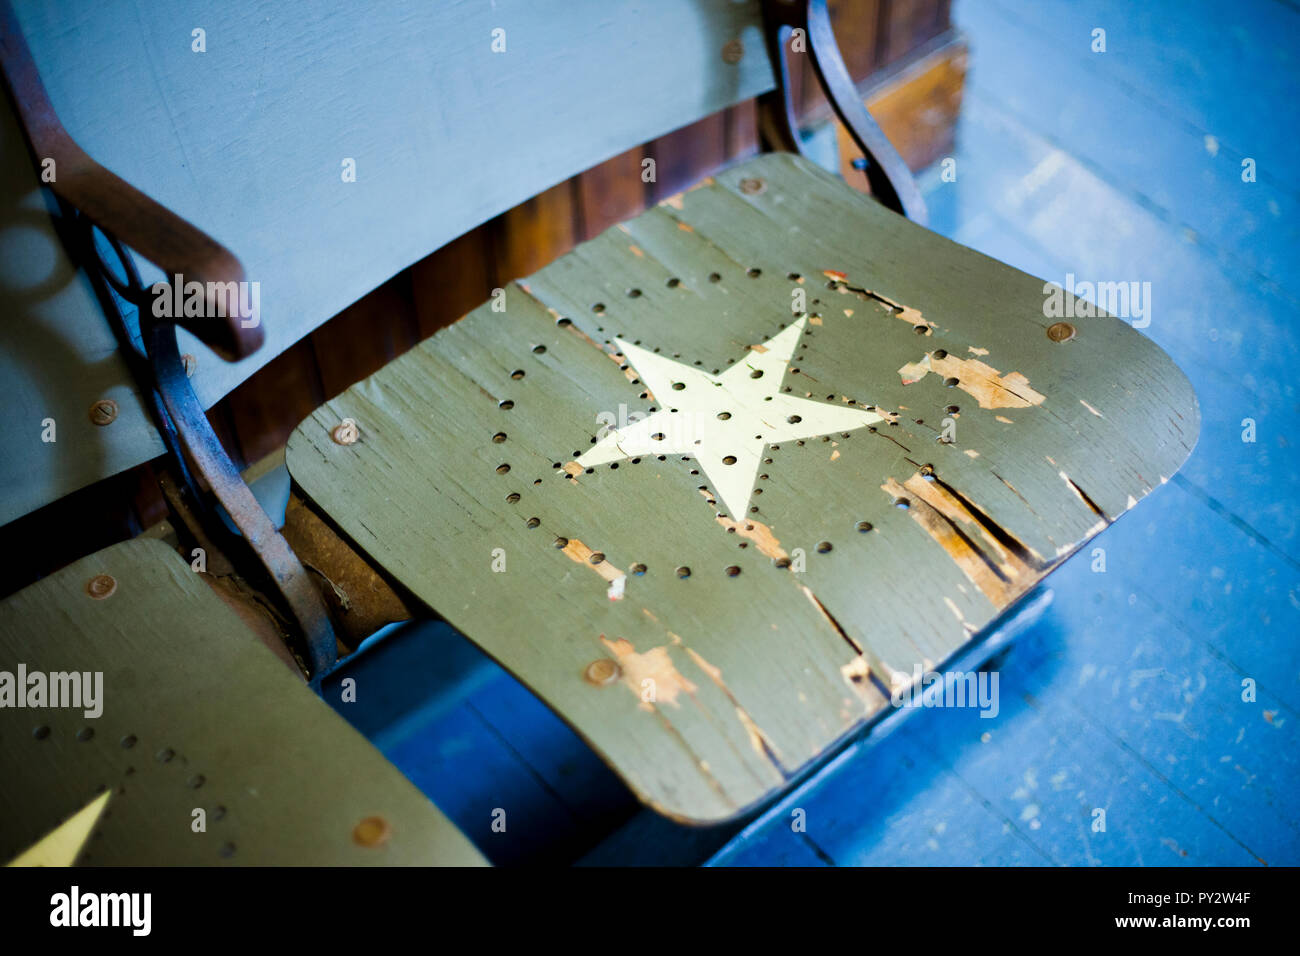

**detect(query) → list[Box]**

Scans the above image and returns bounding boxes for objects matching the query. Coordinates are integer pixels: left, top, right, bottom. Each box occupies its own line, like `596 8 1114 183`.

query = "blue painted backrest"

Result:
1 0 777 524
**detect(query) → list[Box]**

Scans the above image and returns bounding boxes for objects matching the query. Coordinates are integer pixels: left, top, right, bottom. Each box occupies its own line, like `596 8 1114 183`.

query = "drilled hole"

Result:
492 432 507 443
76 727 94 742
496 463 511 474
526 517 540 529
32 725 50 740
121 734 137 749
816 541 832 554
750 369 763 379
499 399 514 410
627 288 642 298
666 277 681 288
556 316 572 327
511 369 526 380
944 377 959 388
592 303 606 314
630 563 647 576
672 382 685 390
894 498 910 510
676 566 691 579
747 267 761 278
554 537 569 549
532 344 547 355
722 455 737 465
725 565 742 577
717 411 731 420
787 415 802 424
506 493 521 504
856 521 873 533
589 552 605 564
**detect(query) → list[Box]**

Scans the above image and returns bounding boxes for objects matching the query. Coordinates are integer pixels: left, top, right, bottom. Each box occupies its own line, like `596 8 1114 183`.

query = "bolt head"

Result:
1047 321 1076 342
352 816 391 847
584 658 620 686
88 399 118 426
86 574 117 599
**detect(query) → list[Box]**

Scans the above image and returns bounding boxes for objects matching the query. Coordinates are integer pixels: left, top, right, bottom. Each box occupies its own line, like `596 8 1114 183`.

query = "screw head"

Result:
584 658 620 686
352 816 391 847
181 353 198 377
86 574 117 600
739 177 767 195
1047 321 1076 342
332 417 359 445
722 38 744 64
88 399 118 426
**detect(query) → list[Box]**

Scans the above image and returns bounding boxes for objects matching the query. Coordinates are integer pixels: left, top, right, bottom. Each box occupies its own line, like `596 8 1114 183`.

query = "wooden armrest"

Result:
0 1 262 361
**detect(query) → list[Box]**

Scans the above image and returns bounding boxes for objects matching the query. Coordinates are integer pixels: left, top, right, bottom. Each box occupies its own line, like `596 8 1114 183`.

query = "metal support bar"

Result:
760 0 927 224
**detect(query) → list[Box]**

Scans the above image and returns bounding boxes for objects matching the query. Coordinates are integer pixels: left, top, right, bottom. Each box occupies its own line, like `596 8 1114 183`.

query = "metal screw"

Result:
181 353 198 377
352 816 391 847
722 38 744 64
1047 321 1076 342
88 399 118 426
584 659 620 686
332 418 359 445
86 574 117 600
739 177 767 195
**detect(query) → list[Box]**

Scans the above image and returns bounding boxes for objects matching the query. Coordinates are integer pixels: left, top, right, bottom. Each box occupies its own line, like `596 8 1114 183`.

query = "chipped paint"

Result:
898 351 1046 409
808 314 823 326
601 637 696 709
964 449 980 458
676 221 694 232
996 415 1015 424
968 346 989 356
1080 398 1104 418
628 244 645 258
716 515 787 560
882 473 1040 607
561 538 624 584
660 193 685 210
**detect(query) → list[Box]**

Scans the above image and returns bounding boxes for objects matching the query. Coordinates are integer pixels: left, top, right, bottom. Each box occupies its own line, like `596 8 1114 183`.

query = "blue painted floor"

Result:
329 0 1299 866
712 0 1299 866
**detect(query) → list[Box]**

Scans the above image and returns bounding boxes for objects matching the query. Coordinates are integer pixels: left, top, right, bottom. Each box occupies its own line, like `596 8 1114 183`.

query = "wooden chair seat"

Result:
286 152 1198 823
0 538 486 865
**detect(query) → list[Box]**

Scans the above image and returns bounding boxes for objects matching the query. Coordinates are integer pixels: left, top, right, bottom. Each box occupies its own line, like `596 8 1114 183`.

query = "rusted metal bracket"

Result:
0 0 337 678
759 0 927 223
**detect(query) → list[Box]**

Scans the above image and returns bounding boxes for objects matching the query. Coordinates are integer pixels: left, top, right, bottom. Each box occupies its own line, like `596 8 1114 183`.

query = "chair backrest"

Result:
1 0 778 525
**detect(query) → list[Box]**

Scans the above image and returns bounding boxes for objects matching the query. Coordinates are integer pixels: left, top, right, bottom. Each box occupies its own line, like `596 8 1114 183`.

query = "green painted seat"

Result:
0 537 486 865
286 153 1200 823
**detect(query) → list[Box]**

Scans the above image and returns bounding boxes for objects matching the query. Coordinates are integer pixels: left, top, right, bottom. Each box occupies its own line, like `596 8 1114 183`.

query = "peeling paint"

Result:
716 515 787 560
561 538 623 584
601 636 696 709
882 473 1040 607
899 351 1046 409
